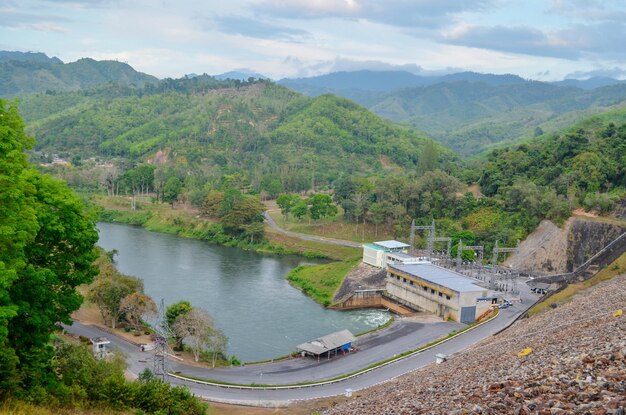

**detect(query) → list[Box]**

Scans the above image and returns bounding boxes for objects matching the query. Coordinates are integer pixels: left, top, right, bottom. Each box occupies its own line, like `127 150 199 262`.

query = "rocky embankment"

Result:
506 217 626 275
325 274 626 415
333 263 386 302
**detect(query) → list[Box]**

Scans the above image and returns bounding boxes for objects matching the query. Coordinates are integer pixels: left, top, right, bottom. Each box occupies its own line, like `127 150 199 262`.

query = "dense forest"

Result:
7 71 623 257
283 71 626 155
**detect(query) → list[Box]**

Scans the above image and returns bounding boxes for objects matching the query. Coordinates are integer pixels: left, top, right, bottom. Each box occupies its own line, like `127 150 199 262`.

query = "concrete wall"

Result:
386 273 489 323
363 246 385 268
330 290 415 315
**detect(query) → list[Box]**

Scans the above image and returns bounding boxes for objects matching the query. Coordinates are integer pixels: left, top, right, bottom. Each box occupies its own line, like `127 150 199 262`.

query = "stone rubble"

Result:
325 274 626 415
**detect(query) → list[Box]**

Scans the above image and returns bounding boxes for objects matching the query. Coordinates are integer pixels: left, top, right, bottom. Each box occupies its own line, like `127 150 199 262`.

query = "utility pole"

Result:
153 299 173 382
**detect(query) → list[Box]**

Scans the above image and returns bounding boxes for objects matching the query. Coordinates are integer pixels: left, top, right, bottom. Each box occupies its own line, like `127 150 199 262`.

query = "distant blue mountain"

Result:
551 77 626 90
0 50 62 64
438 71 527 85
279 70 431 92
214 71 269 81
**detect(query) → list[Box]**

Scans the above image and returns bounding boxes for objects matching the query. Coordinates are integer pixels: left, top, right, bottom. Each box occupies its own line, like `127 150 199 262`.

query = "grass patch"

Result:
528 251 626 316
0 399 132 414
286 259 360 306
268 209 396 244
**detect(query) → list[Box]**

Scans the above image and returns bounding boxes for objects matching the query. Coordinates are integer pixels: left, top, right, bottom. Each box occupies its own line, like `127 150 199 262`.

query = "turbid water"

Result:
97 222 390 361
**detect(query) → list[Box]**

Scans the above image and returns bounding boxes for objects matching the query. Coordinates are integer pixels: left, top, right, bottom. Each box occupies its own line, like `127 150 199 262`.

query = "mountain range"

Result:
3 50 626 157
0 51 157 97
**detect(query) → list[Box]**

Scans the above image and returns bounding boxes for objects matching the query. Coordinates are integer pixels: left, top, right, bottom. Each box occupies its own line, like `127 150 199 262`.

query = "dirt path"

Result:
263 211 362 248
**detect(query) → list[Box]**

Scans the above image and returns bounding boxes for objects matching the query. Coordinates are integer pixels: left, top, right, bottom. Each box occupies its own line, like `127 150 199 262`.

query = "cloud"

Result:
208 14 309 41
253 0 494 29
36 0 117 7
565 67 626 80
551 0 626 22
0 9 70 33
442 24 580 59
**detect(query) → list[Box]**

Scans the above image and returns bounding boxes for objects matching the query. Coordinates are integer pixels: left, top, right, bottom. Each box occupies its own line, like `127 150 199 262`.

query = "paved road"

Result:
263 211 362 248
64 288 538 405
68 316 463 385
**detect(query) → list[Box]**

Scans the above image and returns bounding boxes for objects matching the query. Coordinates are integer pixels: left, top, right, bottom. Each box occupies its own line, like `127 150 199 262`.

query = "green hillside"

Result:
0 56 158 97
20 78 451 191
281 74 626 156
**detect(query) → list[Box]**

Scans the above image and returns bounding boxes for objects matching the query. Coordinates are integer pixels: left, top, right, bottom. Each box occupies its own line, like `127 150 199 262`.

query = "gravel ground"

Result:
326 273 626 415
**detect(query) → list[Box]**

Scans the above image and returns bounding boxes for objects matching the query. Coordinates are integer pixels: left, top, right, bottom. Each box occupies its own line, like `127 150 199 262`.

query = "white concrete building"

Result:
362 240 411 268
386 263 495 324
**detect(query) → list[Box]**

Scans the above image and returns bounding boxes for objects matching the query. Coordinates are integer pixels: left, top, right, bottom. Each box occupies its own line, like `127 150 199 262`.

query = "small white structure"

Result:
435 353 448 364
90 337 110 360
362 240 411 268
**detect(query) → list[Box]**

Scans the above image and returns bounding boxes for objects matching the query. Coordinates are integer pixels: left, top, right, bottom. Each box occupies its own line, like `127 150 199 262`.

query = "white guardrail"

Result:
169 308 502 391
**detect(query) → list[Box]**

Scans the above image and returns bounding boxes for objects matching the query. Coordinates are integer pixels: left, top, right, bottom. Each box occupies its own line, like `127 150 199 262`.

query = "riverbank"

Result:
92 195 360 261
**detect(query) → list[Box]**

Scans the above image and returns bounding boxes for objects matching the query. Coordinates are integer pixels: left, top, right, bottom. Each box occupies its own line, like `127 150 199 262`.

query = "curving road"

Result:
64 287 537 406
263 211 362 248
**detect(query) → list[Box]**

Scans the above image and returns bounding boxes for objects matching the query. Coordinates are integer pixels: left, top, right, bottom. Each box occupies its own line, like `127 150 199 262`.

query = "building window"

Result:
446 295 451 300
423 286 428 291
431 289 435 294
403 278 407 283
410 281 414 286
438 292 443 297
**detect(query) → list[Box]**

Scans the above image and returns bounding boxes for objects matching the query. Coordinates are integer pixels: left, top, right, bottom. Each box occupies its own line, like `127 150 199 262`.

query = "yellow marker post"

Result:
517 347 533 357
613 309 623 317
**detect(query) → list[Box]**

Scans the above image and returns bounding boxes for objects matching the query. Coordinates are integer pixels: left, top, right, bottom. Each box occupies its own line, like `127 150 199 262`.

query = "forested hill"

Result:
20 78 452 191
0 52 158 96
280 71 626 156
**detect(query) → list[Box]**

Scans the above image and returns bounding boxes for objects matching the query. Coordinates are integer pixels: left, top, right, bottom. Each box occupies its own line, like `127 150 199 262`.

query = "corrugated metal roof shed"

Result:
374 240 410 249
390 263 485 293
296 329 356 355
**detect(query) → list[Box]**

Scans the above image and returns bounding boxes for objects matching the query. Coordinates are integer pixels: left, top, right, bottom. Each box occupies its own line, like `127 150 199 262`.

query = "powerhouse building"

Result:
386 263 494 324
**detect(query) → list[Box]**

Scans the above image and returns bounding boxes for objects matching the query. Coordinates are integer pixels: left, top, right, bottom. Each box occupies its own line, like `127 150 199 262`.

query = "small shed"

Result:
297 329 356 360
90 337 110 360
363 240 411 268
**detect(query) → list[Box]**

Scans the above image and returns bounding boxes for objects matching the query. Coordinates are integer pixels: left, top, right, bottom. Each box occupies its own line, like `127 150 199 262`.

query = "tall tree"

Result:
0 98 98 394
172 308 216 362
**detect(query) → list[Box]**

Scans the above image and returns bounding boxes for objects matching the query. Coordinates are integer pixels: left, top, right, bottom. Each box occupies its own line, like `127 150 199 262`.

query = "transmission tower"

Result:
491 240 520 265
456 239 484 267
409 219 452 260
153 299 173 382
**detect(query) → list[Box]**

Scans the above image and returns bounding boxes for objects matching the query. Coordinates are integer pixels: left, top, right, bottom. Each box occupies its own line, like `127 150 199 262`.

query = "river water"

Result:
96 222 390 361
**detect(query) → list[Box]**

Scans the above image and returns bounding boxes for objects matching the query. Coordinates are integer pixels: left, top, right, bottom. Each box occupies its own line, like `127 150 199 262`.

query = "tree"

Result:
308 194 338 221
166 300 193 351
418 140 439 175
276 194 299 222
220 195 265 239
120 292 157 331
366 202 386 237
207 329 228 368
291 199 308 222
88 278 133 329
163 176 182 207
172 308 215 362
0 98 98 395
202 190 224 218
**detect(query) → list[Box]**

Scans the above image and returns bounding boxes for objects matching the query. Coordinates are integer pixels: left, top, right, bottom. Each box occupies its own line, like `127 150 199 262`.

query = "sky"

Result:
2 0 626 80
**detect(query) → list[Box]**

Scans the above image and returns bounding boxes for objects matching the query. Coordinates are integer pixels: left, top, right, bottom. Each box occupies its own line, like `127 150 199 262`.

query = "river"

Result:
96 222 390 361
